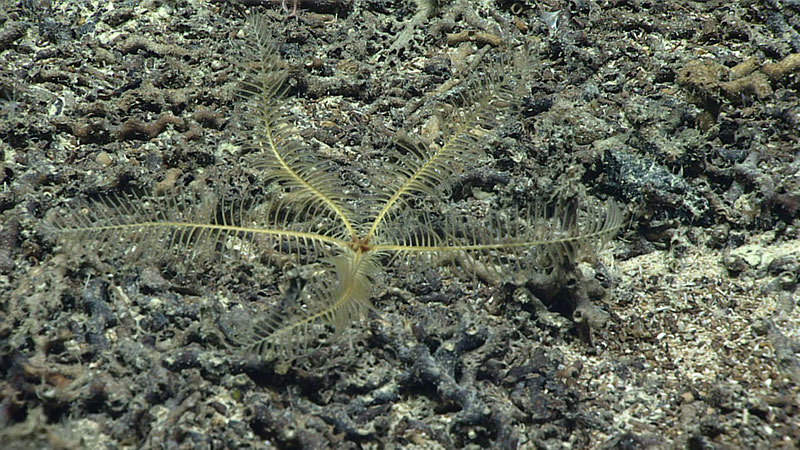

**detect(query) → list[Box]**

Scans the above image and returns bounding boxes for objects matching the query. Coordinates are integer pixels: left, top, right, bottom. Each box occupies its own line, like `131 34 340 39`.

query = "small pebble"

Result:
95 151 112 167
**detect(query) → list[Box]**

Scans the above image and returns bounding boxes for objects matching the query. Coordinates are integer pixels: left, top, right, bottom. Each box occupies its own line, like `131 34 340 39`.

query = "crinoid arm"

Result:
235 15 356 240
365 52 525 243
370 196 624 283
43 186 351 269
239 251 380 365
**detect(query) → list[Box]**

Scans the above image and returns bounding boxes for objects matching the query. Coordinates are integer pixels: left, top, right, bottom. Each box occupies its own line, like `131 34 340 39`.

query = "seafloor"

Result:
1 0 798 448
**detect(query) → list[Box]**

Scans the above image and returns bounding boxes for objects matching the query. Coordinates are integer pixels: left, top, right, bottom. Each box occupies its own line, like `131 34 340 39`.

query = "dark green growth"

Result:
46 16 623 366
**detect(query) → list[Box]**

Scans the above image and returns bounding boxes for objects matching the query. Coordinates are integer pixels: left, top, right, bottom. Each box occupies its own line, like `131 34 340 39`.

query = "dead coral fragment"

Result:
677 59 772 104
761 53 800 81
678 53 800 105
446 30 503 47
